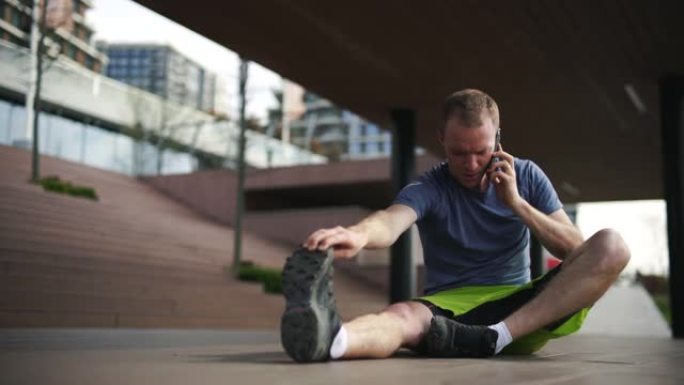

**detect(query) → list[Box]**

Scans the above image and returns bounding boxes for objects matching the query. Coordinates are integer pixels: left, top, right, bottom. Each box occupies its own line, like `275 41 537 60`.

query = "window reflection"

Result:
0 99 196 176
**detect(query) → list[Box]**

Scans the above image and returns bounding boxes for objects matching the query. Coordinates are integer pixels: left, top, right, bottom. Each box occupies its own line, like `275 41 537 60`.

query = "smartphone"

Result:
490 128 501 170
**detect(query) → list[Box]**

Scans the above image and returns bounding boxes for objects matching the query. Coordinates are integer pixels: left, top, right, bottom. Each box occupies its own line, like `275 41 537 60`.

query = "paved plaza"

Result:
1 328 682 385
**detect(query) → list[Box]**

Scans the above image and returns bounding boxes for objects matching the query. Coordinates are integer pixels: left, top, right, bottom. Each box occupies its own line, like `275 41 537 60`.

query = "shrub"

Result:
37 176 98 201
637 273 671 326
234 260 283 295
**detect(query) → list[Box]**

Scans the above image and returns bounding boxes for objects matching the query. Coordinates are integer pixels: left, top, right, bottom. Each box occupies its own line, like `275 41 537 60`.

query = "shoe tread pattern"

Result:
280 248 338 362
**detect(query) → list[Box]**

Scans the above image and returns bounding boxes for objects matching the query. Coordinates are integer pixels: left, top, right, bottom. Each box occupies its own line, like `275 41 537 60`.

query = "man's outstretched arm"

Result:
303 204 417 259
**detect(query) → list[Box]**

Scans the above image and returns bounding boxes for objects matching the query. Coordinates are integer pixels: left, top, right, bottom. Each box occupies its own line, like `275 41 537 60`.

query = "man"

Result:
280 89 630 362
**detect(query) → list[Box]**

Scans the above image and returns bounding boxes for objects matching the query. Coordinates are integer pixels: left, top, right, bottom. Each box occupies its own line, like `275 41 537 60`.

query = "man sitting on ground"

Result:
280 89 630 362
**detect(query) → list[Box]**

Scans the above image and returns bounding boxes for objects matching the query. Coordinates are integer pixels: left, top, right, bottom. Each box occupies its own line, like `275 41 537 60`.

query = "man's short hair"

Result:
442 89 500 130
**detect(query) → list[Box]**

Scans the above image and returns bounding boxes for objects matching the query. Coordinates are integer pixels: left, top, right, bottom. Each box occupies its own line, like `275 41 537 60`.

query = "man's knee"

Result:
381 301 432 345
588 228 630 275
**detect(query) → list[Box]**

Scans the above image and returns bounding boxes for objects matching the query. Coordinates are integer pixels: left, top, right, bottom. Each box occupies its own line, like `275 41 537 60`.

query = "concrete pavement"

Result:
1 329 682 385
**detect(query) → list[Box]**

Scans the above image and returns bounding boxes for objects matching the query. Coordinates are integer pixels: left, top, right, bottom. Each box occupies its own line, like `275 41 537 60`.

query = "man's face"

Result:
439 115 497 189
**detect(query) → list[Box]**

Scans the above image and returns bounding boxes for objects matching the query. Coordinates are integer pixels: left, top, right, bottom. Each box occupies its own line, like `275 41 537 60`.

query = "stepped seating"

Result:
0 145 385 329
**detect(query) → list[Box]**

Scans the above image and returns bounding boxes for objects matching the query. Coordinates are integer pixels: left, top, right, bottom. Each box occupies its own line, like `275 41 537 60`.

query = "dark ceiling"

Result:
136 0 684 203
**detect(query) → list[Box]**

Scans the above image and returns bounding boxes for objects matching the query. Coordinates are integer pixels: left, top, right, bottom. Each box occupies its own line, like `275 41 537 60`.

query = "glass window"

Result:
83 125 118 169
7 103 27 144
0 100 13 145
84 56 94 70
0 97 204 176
111 134 135 175
161 149 194 174
368 142 379 154
11 8 21 28
40 114 84 163
136 141 159 175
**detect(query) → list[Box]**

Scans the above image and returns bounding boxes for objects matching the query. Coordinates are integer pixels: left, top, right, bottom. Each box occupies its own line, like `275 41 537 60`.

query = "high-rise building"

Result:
0 0 106 72
99 43 217 114
288 91 391 161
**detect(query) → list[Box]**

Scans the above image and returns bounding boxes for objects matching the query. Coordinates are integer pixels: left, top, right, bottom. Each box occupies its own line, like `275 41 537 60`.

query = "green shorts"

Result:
416 266 590 355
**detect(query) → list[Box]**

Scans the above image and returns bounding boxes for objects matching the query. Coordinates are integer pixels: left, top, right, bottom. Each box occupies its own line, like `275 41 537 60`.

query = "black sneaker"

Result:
424 316 498 358
280 247 341 363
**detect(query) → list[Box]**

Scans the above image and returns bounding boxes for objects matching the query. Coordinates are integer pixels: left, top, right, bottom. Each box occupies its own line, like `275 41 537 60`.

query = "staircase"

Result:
0 145 384 329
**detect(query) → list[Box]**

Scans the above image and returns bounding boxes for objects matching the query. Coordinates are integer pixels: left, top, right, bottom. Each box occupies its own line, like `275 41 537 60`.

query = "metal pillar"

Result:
530 234 543 279
231 58 249 275
660 77 684 338
389 108 416 303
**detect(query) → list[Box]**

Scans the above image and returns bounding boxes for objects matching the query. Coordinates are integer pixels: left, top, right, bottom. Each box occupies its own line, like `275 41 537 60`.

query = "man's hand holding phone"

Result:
487 143 522 210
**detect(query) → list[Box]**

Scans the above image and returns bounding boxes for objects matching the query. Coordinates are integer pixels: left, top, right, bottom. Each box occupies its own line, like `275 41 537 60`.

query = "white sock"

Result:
329 325 348 359
488 321 512 354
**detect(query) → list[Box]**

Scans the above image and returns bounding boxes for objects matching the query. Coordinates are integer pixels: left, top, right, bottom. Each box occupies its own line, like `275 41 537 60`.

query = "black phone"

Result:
490 128 501 170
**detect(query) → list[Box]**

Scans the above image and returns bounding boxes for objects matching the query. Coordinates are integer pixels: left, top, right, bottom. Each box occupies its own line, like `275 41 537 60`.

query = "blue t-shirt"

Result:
394 158 562 295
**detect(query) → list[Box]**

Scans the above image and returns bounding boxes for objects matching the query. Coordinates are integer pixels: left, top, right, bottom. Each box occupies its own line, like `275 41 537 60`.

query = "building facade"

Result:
0 41 326 176
288 91 392 161
99 43 217 114
0 0 106 72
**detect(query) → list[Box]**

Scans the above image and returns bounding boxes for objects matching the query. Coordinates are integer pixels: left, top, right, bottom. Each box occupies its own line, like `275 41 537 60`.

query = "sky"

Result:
86 0 670 277
576 200 668 276
89 0 282 123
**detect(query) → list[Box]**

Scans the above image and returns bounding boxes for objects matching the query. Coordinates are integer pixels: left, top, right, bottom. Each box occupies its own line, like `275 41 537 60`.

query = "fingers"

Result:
488 160 513 175
302 226 348 251
491 168 513 185
303 228 328 249
487 159 514 185
319 232 350 250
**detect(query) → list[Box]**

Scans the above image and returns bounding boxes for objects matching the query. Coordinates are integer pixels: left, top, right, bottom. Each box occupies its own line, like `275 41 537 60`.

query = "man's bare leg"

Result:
504 228 630 339
339 228 629 359
341 301 433 359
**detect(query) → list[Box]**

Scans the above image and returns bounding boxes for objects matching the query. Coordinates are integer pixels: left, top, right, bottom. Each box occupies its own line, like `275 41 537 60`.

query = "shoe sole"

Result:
280 248 336 362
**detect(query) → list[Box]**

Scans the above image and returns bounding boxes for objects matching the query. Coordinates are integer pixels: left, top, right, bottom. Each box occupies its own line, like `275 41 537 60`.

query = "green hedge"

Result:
37 176 98 201
234 261 283 294
653 294 672 326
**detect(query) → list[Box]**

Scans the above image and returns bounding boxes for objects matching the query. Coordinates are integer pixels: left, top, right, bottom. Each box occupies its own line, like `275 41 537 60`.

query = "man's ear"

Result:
437 128 444 145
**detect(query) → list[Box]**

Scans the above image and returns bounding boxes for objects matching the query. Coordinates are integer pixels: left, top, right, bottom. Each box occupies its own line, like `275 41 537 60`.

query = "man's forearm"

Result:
347 210 396 249
347 205 416 250
511 199 583 259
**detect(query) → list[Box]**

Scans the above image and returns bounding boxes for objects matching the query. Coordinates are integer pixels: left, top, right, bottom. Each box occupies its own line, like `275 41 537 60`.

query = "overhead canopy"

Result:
136 0 684 203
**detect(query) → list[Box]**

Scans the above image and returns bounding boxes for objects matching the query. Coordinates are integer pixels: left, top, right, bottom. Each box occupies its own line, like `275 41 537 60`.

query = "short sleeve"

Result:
527 161 563 215
393 179 440 221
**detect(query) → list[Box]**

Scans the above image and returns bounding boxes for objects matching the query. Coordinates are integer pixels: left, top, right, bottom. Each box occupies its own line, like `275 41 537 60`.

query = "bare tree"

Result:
26 0 78 181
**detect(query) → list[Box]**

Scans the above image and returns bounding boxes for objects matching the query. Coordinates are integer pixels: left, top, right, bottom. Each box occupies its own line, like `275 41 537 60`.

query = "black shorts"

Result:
413 265 575 331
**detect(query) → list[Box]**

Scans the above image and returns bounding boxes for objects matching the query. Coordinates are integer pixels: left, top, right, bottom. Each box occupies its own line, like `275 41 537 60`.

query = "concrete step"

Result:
0 146 382 329
0 289 177 317
0 253 227 284
0 227 228 268
0 310 279 329
0 191 223 240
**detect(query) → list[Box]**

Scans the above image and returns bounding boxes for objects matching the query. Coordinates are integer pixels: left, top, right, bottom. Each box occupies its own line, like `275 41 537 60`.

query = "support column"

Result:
660 77 684 338
529 234 543 279
389 108 416 303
